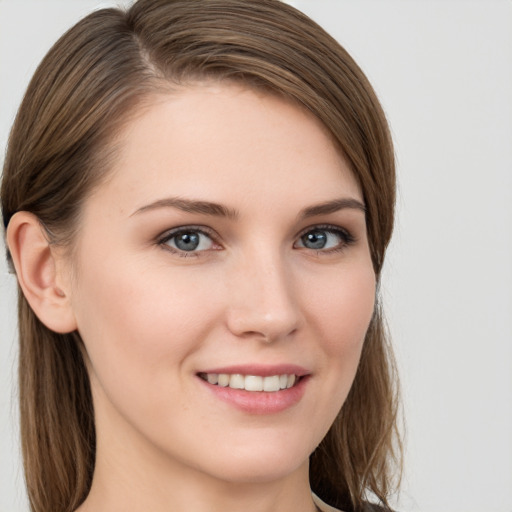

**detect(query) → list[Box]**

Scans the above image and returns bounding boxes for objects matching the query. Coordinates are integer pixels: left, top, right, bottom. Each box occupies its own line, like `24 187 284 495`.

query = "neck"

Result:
76 402 317 512
79 456 316 512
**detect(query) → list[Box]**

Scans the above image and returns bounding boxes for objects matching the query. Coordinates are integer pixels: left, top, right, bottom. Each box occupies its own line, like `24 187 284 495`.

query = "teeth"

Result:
201 373 299 392
218 374 230 387
263 375 280 392
229 374 245 389
245 375 263 391
207 373 218 385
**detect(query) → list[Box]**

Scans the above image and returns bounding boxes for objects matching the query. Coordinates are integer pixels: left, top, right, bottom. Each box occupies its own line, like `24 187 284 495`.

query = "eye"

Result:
159 227 217 255
295 226 354 252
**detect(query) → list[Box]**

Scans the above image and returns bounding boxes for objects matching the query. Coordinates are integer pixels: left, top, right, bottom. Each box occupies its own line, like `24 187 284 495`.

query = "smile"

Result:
198 373 298 392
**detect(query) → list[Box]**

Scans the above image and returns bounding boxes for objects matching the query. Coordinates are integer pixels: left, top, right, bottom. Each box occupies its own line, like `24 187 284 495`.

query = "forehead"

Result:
90 82 362 215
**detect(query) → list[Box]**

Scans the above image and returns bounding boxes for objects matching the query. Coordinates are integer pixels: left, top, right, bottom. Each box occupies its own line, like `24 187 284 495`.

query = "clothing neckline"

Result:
312 493 344 512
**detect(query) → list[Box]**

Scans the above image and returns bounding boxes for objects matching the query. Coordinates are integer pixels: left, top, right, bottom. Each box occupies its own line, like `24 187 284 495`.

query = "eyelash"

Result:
157 225 219 258
156 224 356 258
295 224 356 254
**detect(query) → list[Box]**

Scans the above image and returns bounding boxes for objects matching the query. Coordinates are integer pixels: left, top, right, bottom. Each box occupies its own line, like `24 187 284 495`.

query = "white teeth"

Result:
263 375 281 392
218 374 230 387
207 373 218 385
245 375 263 391
229 374 245 389
202 373 299 392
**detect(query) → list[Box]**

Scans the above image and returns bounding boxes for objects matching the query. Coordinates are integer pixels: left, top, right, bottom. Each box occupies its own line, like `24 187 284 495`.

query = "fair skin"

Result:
8 83 375 512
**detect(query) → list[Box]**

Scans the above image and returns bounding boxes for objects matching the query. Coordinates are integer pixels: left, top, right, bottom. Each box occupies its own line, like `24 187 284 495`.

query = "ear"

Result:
6 211 78 333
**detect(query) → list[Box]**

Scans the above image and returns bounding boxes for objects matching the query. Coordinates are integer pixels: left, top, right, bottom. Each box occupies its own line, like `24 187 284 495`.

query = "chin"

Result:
206 456 308 485
186 432 316 485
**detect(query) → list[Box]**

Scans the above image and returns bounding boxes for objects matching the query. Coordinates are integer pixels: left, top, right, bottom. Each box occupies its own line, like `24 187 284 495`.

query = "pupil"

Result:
303 231 327 249
175 232 200 251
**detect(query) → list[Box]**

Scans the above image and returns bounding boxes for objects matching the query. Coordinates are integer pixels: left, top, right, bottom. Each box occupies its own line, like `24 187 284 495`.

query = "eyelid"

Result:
156 225 222 256
294 223 356 251
155 223 356 257
295 223 355 239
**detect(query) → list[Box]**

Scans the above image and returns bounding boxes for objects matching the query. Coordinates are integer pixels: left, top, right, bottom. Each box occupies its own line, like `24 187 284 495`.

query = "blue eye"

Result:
295 226 353 251
161 229 214 253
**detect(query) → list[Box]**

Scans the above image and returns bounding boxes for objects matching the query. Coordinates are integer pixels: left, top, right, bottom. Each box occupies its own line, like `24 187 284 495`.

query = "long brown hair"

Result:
1 1 400 511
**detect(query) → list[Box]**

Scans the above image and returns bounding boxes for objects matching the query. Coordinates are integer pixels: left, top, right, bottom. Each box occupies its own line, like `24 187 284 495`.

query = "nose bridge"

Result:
226 243 299 341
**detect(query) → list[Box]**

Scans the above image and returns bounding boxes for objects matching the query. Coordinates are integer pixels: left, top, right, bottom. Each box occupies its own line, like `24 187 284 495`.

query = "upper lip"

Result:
197 364 310 377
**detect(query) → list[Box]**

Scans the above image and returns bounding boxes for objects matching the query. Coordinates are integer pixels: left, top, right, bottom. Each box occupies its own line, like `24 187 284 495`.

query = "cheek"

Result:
304 262 376 357
70 253 222 391
292 261 376 448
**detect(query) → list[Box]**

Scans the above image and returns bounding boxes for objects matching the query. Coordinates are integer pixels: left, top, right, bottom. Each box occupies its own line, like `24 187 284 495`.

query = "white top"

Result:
312 493 344 512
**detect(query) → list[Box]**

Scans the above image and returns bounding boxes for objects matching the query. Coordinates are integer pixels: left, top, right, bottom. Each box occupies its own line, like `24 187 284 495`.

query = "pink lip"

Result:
196 364 311 415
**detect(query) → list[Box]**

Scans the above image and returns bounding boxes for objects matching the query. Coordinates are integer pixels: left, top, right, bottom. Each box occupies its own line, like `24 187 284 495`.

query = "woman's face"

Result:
65 83 376 485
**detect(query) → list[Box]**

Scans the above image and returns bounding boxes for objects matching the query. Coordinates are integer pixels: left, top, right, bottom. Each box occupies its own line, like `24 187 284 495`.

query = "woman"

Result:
1 1 400 511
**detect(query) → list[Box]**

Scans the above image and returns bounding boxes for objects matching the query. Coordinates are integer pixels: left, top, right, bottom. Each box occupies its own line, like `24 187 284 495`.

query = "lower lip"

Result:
197 376 309 414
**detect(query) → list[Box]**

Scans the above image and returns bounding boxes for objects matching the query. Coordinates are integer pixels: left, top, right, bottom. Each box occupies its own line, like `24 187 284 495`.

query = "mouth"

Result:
197 372 300 392
196 366 310 414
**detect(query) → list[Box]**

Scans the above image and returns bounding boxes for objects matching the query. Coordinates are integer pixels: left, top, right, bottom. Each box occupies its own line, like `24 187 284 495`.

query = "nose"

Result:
225 249 300 343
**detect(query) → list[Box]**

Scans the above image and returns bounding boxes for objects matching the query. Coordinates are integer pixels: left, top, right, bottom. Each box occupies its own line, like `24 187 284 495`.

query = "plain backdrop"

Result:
1 1 511 511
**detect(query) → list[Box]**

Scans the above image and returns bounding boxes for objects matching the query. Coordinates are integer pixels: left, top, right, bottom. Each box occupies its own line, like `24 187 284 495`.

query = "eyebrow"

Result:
298 198 366 219
131 196 365 220
131 197 239 219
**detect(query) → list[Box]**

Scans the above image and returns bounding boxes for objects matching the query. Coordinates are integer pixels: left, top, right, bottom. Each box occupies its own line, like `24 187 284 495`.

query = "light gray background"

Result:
1 1 511 511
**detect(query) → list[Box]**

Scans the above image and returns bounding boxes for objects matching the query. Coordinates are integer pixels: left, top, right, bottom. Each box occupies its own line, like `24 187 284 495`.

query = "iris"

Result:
301 230 328 249
174 232 200 251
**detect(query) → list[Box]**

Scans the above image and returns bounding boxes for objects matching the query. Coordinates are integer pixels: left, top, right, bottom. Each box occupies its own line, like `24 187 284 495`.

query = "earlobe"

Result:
6 211 78 334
